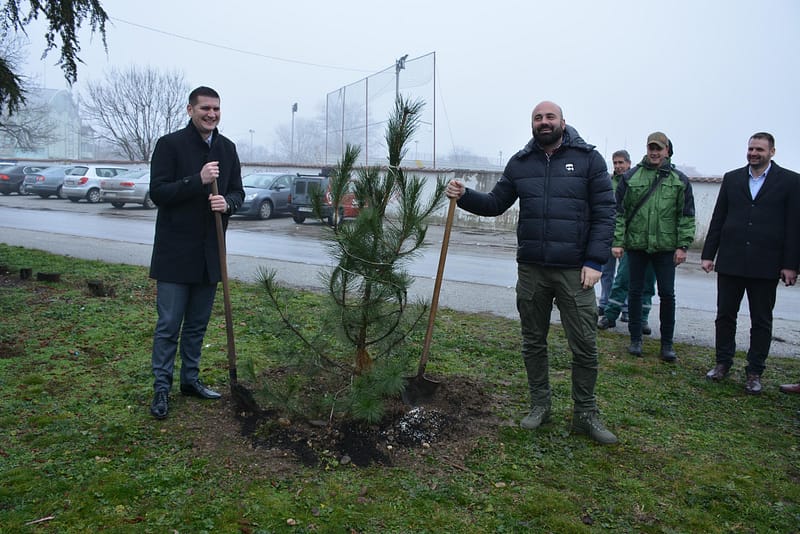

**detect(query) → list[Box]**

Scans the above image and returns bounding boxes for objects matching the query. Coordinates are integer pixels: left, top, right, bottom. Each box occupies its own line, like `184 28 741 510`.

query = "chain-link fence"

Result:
325 52 435 169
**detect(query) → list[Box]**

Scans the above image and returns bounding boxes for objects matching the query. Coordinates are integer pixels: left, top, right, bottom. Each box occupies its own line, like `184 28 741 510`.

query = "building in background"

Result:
0 88 93 161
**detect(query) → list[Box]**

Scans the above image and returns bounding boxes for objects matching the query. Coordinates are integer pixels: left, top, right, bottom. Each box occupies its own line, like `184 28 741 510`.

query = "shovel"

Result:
402 196 457 405
211 180 259 413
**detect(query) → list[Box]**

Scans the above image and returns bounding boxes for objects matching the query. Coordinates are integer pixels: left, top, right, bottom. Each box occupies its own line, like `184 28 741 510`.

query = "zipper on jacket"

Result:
542 153 552 261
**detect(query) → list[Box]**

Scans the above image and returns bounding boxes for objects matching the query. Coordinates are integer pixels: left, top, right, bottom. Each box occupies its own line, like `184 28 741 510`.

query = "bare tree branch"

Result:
0 31 56 148
80 65 189 161
0 96 57 150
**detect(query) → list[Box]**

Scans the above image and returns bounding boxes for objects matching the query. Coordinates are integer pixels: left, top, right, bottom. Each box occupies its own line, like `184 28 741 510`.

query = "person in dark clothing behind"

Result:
598 149 630 316
148 86 245 419
702 132 800 394
445 101 618 444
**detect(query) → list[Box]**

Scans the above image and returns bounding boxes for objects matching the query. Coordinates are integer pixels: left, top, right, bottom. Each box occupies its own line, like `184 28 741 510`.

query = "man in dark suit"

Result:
702 132 800 394
148 86 244 419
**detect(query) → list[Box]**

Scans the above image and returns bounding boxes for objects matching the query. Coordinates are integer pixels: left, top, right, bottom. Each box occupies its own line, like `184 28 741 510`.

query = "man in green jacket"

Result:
612 132 695 361
598 149 657 334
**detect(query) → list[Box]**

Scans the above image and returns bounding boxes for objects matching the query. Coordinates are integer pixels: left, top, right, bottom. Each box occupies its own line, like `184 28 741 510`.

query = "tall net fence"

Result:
325 52 435 168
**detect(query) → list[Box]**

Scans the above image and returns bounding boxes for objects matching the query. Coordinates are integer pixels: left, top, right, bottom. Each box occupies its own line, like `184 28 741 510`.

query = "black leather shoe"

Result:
628 340 643 357
620 312 629 323
705 363 731 381
779 383 800 394
745 374 762 395
642 323 652 335
180 380 222 399
150 390 169 419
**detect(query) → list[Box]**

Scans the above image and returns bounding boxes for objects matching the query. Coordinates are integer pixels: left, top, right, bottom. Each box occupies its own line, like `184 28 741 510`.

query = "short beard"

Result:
534 125 563 147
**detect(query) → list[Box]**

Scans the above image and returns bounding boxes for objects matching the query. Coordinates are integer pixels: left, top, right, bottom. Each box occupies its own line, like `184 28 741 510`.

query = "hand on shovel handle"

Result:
210 180 236 377
210 179 259 412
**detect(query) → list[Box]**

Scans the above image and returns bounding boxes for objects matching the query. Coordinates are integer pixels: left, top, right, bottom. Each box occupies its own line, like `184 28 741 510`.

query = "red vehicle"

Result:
288 173 360 226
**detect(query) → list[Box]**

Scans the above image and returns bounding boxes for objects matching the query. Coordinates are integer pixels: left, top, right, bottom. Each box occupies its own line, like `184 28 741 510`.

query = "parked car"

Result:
288 172 360 225
100 169 155 209
24 166 75 199
62 165 129 203
236 172 294 220
0 164 49 195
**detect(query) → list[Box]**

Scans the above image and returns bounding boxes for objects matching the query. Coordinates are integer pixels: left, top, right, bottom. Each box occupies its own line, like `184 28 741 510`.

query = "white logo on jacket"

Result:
565 163 574 172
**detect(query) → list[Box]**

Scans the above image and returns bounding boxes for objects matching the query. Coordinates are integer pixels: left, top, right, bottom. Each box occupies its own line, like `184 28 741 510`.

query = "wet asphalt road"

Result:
0 193 797 358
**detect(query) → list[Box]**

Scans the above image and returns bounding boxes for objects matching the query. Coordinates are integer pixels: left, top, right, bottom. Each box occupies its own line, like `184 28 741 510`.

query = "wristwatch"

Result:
679 246 689 251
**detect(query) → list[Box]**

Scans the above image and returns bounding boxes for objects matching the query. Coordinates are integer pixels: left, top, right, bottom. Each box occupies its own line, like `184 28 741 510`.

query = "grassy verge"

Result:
0 244 798 533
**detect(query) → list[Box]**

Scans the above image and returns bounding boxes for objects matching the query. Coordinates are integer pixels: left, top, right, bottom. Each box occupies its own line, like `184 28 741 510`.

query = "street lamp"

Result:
248 129 255 161
395 54 408 100
291 102 298 163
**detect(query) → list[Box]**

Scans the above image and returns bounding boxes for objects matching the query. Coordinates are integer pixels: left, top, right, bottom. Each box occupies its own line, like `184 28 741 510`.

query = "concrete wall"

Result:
246 163 722 247
13 158 722 247
247 165 722 247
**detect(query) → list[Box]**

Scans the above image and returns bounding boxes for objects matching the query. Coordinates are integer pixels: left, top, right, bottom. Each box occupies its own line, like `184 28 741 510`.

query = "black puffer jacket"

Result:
458 125 614 269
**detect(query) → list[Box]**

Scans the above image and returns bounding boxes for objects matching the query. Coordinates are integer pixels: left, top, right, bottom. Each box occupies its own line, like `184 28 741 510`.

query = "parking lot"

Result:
1 190 798 358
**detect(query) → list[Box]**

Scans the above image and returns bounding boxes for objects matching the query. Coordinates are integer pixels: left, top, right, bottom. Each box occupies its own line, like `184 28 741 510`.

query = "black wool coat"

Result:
149 121 244 284
701 162 800 279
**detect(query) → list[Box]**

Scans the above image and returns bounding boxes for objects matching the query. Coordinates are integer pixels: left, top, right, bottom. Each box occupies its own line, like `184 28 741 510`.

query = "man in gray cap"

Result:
612 132 695 361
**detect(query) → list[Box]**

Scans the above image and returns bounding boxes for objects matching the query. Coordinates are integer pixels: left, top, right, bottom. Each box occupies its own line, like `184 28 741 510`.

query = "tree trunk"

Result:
355 345 372 373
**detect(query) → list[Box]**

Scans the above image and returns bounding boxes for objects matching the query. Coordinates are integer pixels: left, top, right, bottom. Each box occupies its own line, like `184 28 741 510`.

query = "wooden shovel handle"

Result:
211 180 238 382
417 196 457 376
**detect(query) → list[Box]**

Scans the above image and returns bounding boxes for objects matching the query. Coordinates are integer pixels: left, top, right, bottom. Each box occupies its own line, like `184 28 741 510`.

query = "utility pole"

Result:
395 54 408 100
291 102 298 163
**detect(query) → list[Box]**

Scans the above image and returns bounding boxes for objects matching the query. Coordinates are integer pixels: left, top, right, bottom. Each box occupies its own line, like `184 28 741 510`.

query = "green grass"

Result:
0 244 798 533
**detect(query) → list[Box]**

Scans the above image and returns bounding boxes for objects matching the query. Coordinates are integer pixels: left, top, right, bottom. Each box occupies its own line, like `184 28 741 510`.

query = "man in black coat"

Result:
702 132 800 394
445 101 618 444
148 86 244 419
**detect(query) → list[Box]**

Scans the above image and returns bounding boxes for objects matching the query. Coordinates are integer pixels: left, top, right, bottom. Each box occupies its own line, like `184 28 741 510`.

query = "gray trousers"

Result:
516 263 599 413
151 281 217 392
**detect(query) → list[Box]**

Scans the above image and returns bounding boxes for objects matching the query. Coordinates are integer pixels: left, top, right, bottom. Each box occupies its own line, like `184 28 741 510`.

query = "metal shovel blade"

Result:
401 375 440 405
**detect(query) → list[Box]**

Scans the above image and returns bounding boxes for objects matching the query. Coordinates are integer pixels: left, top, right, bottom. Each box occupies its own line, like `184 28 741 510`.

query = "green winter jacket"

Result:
613 157 695 253
610 173 622 193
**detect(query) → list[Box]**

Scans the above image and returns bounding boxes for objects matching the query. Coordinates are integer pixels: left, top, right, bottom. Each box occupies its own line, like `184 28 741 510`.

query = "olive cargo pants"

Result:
516 263 599 413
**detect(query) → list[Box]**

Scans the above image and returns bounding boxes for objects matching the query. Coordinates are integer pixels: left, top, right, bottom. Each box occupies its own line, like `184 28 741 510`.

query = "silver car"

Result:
24 165 75 199
100 169 155 209
63 165 129 203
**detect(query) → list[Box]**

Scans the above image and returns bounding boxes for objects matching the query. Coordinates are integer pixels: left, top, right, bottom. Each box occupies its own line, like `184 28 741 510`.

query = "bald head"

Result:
531 101 566 151
532 101 564 121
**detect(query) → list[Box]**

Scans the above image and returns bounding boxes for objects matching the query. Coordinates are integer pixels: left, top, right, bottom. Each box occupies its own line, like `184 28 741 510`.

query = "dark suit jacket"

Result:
149 121 244 284
701 161 800 279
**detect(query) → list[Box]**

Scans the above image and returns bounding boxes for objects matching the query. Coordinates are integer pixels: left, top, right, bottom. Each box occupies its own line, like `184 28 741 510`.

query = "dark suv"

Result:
288 171 360 225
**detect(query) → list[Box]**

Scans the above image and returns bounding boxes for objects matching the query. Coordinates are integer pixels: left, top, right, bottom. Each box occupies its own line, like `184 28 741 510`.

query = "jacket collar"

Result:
516 124 595 159
185 119 218 147
639 155 672 172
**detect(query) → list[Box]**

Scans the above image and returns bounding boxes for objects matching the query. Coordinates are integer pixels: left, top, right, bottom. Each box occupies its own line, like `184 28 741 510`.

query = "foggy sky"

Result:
21 0 800 176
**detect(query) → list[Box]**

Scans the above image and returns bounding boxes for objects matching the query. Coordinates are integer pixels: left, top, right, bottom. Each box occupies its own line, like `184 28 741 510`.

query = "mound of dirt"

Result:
235 375 505 468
